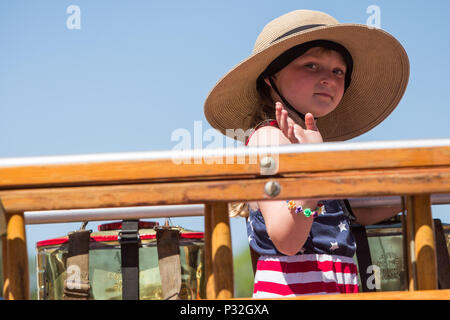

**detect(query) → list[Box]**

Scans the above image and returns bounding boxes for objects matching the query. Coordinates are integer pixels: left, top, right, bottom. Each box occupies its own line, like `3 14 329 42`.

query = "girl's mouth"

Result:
314 92 333 100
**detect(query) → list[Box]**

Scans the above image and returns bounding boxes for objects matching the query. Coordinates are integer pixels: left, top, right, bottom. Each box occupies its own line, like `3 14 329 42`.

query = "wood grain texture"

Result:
1 146 449 300
405 197 416 291
412 195 438 290
2 234 9 298
1 167 450 214
210 203 234 299
204 204 215 299
1 146 449 189
3 212 29 300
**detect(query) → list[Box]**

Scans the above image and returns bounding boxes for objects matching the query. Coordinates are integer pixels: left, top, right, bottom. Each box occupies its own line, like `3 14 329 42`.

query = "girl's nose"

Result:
319 70 334 86
320 78 330 85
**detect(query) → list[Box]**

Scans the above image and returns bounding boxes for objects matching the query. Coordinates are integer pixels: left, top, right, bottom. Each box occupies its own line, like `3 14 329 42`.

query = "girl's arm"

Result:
352 205 402 226
247 125 318 255
274 104 403 228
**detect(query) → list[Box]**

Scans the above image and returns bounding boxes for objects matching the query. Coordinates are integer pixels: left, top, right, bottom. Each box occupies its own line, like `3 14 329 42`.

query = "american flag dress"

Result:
246 120 359 298
247 201 359 297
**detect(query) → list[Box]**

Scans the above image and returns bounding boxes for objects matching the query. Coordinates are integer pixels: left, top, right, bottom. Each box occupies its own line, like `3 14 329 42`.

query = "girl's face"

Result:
266 47 347 118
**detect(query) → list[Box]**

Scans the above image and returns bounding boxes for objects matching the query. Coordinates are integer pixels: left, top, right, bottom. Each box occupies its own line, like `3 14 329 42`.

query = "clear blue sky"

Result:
1 1 449 266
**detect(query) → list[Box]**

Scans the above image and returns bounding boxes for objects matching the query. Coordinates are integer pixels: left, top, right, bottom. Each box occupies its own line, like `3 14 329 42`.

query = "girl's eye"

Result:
305 63 318 70
333 68 345 76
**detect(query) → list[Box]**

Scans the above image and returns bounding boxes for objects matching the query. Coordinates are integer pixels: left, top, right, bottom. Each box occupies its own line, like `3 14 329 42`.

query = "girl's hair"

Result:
229 202 249 218
250 77 276 127
229 79 274 218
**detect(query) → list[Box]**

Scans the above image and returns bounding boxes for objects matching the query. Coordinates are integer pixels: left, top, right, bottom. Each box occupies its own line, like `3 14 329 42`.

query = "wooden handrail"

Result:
1 166 449 214
1 139 449 299
0 140 449 190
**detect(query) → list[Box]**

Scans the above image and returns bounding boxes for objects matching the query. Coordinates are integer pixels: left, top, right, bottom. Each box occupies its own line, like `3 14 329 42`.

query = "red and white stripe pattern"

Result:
253 254 359 298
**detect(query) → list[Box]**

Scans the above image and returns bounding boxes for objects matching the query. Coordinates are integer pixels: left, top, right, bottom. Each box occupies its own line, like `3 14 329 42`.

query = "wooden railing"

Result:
1 138 450 299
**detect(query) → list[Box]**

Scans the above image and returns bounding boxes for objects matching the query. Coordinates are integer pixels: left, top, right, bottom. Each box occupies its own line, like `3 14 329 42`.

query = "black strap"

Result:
340 199 376 292
63 228 91 300
351 224 376 292
119 220 140 300
434 219 450 289
337 199 356 223
268 77 312 122
156 228 182 300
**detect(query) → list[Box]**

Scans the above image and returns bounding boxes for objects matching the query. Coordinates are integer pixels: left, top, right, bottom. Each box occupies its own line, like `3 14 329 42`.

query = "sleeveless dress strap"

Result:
245 119 279 146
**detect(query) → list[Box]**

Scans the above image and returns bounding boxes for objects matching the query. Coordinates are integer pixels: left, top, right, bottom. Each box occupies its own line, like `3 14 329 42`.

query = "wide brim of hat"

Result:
204 23 410 142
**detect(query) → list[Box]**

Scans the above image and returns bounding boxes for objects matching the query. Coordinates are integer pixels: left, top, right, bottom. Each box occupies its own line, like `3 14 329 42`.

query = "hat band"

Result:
271 24 326 43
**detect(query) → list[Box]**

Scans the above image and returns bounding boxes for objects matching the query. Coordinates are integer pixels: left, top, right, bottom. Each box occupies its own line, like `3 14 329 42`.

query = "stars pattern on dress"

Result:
247 201 356 256
338 221 347 232
330 241 339 251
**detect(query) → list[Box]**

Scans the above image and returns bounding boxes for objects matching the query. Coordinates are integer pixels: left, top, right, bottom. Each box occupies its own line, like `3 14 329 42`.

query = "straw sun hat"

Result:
204 10 409 142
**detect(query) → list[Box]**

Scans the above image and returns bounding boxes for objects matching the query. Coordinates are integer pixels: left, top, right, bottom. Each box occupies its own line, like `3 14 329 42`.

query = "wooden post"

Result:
405 196 416 291
1 199 8 297
210 203 233 299
4 212 29 299
405 195 438 290
204 203 215 299
2 233 8 298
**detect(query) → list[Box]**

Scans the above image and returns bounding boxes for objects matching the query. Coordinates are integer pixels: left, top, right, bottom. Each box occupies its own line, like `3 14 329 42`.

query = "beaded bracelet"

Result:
286 200 324 218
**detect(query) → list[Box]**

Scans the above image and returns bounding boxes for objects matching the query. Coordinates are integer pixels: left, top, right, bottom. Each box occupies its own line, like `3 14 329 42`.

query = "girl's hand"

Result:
275 102 323 144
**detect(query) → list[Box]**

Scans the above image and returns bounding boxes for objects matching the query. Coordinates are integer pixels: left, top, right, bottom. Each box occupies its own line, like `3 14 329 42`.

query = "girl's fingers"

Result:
293 123 304 141
305 113 318 131
275 102 288 135
275 102 282 124
287 123 295 142
280 108 291 138
276 101 309 143
281 110 289 131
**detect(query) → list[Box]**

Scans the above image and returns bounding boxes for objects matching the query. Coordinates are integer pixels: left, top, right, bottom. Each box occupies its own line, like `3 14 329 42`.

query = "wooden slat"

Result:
1 146 450 189
1 233 9 298
412 195 438 290
1 166 450 214
3 212 29 300
405 197 416 291
0 159 257 189
405 195 439 291
204 204 215 299
210 203 234 299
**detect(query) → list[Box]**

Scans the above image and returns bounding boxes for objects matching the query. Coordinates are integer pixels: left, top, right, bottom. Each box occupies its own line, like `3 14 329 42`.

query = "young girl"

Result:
204 10 409 297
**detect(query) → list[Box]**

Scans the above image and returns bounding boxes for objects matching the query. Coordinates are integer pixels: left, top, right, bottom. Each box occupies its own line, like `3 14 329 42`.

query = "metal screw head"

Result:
264 181 281 198
260 156 273 168
260 156 277 175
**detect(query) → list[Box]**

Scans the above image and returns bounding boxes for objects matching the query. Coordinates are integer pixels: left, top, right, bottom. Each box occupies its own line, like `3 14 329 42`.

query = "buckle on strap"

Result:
63 280 91 298
118 220 140 244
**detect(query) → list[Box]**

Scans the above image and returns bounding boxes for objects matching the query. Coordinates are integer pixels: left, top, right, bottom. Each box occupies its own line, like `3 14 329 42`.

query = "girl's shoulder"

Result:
246 119 289 147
